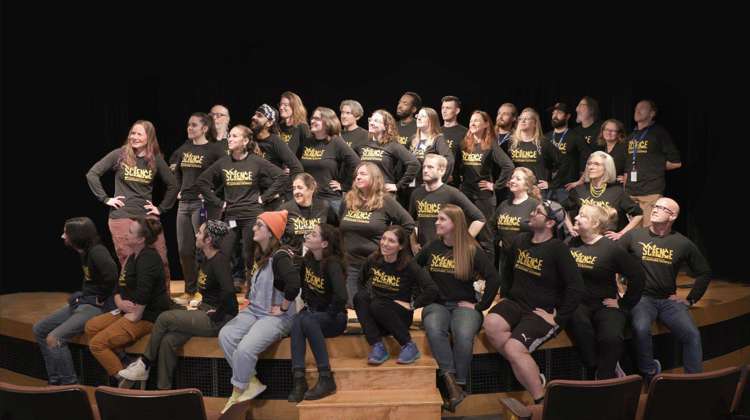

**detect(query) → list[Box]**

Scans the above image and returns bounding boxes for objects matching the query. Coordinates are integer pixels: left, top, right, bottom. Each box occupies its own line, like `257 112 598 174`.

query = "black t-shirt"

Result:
544 129 585 187
568 237 645 309
619 228 711 302
493 197 539 250
409 134 455 184
594 141 628 178
504 233 584 326
279 122 310 157
81 244 118 299
300 136 361 200
624 123 681 196
563 183 643 231
198 251 238 326
397 119 417 146
87 149 178 219
256 133 304 181
573 121 602 171
117 247 170 323
342 126 370 150
279 198 339 257
460 141 515 200
415 239 500 311
197 154 287 220
173 141 226 201
409 184 485 246
509 140 559 182
441 124 468 184
301 257 348 314
339 195 415 264
354 139 420 189
360 258 439 309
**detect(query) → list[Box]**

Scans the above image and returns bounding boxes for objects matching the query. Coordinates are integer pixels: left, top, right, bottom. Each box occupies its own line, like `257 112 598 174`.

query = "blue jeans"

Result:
218 308 293 389
33 304 102 384
630 295 703 374
422 302 483 384
290 308 347 370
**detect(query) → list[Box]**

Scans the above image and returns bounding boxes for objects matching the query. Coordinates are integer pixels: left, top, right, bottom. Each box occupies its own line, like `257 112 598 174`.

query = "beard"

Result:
551 118 567 129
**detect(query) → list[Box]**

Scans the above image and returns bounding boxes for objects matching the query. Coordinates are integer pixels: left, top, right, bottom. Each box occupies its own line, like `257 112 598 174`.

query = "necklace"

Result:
590 182 607 198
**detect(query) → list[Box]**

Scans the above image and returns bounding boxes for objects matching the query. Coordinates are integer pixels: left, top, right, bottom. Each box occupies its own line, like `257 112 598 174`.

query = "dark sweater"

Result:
360 258 439 309
173 141 226 200
301 257 348 314
80 244 118 299
117 247 170 323
198 251 238 326
299 136 361 200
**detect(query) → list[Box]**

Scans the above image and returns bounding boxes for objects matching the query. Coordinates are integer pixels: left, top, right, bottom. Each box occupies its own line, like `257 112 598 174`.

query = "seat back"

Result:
541 375 643 420
0 381 95 420
642 366 742 420
732 365 750 419
94 386 207 420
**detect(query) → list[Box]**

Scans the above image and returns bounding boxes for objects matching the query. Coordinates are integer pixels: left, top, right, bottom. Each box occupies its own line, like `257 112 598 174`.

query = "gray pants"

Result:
33 304 102 384
176 200 203 294
143 309 220 389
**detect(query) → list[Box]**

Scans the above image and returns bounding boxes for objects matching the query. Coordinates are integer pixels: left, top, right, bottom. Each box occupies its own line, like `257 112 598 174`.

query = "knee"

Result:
45 334 62 350
679 325 701 344
503 339 529 360
88 334 108 353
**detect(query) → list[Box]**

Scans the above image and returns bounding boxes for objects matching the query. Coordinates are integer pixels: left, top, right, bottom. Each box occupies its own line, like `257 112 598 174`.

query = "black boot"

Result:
287 368 308 403
304 370 336 400
442 372 466 413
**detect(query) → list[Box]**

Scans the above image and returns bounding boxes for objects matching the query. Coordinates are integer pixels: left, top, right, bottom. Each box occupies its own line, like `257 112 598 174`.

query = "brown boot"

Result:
442 372 466 412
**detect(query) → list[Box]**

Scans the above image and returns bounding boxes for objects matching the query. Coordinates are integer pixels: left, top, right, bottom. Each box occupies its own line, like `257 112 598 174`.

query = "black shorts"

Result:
488 299 559 352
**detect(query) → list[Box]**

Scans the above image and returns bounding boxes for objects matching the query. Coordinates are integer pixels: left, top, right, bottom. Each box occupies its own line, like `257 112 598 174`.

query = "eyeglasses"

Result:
603 129 620 133
209 112 227 118
368 118 383 124
310 116 322 122
518 117 534 122
653 204 675 216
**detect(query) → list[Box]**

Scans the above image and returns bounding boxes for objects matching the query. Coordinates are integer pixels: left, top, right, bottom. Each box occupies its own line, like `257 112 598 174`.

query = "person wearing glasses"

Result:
218 210 300 413
299 107 360 215
171 112 226 305
251 104 304 210
594 119 628 180
624 100 682 227
86 120 178 286
566 205 645 380
278 91 310 157
619 197 711 382
507 108 560 196
353 109 420 196
484 200 584 406
210 104 231 145
197 124 289 290
562 151 643 241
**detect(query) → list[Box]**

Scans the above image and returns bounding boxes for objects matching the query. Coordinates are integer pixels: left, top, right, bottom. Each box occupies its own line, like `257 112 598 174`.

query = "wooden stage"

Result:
2 276 750 419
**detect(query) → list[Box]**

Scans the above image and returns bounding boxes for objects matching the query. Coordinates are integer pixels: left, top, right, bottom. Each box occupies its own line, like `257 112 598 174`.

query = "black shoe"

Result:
304 370 336 400
288 369 308 403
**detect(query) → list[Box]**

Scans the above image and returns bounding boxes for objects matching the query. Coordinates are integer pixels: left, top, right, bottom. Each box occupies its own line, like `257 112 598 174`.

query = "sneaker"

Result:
236 376 267 403
188 292 203 307
539 373 547 388
644 359 662 388
614 362 626 378
118 358 149 381
172 293 194 305
396 341 421 364
221 388 241 414
367 342 389 365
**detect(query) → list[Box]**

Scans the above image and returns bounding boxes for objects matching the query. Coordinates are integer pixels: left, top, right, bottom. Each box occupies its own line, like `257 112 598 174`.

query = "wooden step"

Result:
305 357 437 391
297 389 443 420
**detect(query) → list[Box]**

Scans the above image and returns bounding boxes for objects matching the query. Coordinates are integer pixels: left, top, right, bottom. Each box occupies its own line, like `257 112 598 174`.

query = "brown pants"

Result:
630 194 662 228
109 218 171 288
84 312 153 376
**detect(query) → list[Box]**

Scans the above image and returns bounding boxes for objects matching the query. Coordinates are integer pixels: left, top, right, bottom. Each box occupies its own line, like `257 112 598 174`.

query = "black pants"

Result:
354 291 413 346
290 308 347 370
566 303 627 379
219 217 256 284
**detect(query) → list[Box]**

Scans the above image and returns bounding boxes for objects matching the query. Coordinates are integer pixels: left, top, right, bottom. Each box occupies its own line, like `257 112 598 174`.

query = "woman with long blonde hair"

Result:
416 204 499 412
339 162 415 306
508 108 560 194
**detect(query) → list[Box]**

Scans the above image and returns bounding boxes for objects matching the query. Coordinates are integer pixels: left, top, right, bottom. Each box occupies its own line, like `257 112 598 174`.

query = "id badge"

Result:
228 220 237 229
630 171 638 183
110 308 122 316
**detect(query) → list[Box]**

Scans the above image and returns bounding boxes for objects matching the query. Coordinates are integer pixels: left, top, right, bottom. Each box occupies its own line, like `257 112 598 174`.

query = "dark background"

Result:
1 6 746 293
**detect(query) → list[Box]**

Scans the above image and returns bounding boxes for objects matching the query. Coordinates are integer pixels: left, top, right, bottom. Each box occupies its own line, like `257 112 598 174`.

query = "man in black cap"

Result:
251 104 303 210
544 102 585 205
483 199 584 405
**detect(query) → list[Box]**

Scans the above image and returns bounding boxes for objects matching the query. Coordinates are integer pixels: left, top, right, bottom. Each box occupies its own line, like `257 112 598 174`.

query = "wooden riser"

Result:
305 357 437 391
297 389 443 420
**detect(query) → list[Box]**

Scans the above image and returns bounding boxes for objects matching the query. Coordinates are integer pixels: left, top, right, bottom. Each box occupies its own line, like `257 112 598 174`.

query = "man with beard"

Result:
395 91 421 145
251 104 303 210
543 103 584 204
408 154 485 254
440 96 467 186
495 103 518 203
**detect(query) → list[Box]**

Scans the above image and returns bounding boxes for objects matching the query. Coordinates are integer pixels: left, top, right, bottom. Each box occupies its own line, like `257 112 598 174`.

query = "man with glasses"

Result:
210 105 231 143
624 100 682 227
484 200 584 405
619 197 711 382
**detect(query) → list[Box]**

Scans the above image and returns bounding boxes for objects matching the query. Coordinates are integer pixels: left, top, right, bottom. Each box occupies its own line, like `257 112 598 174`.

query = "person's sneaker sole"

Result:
368 354 389 365
397 350 421 364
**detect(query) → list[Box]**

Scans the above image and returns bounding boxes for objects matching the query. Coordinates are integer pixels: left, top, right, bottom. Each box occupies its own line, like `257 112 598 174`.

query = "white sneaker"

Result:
539 373 547 388
237 376 267 403
118 358 149 381
173 293 194 306
615 362 626 378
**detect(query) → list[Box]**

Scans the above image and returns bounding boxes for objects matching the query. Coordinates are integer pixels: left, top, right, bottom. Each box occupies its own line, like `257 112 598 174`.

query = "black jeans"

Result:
354 291 414 346
290 307 347 370
219 217 256 284
566 303 627 379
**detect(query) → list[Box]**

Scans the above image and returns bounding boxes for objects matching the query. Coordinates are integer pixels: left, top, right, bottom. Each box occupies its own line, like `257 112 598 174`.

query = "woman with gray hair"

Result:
563 151 642 240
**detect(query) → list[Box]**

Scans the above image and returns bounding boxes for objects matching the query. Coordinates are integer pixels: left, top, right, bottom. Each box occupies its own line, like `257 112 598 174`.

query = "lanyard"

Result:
631 127 650 167
551 129 568 150
498 132 511 146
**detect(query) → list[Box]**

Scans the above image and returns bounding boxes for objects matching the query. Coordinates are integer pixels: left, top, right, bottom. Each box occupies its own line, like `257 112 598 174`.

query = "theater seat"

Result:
0 381 96 420
95 386 208 420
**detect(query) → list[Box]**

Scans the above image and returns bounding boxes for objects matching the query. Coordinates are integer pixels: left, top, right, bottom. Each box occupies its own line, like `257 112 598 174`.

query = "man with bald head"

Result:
210 105 231 147
619 197 711 381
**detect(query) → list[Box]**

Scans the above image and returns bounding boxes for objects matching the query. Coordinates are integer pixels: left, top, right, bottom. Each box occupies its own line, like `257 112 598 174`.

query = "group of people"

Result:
32 91 711 412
